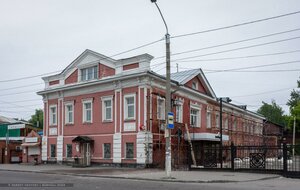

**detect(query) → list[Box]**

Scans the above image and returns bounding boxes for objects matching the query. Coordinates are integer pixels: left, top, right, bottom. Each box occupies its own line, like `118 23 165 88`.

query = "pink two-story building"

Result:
38 49 265 167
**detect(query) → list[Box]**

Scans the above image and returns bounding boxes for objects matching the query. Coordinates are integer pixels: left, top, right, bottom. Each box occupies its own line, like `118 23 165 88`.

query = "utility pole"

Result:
218 97 231 169
151 0 172 178
293 116 296 157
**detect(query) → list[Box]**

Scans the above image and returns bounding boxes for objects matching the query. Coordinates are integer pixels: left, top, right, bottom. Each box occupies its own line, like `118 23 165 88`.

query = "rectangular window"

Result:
215 114 220 128
102 97 113 121
49 105 57 126
83 100 93 123
157 98 165 120
206 112 211 128
124 95 135 120
81 66 98 81
190 108 200 127
125 143 134 159
233 118 237 131
65 104 74 124
66 144 72 158
50 144 56 158
224 118 228 130
175 104 183 123
103 143 111 159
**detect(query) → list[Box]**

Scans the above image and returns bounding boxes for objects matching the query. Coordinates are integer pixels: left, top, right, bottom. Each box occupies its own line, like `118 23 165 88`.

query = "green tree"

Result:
28 109 43 129
257 100 285 126
287 77 300 109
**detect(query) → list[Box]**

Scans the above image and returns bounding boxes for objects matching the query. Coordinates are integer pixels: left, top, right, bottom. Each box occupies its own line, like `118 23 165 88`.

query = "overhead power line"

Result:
171 36 300 62
231 87 295 98
0 39 164 83
172 10 300 39
177 49 300 62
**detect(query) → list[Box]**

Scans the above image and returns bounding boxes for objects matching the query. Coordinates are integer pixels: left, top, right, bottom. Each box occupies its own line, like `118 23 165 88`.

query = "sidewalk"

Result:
0 164 280 183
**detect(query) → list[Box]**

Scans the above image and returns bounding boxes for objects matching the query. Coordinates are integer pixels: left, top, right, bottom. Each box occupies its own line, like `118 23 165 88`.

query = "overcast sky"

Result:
0 0 299 120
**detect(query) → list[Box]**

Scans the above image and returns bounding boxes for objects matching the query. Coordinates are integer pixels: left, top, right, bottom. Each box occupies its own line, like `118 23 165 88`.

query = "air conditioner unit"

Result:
16 146 22 151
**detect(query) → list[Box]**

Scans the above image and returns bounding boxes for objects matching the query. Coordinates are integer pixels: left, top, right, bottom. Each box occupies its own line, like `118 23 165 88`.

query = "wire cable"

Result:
172 10 300 39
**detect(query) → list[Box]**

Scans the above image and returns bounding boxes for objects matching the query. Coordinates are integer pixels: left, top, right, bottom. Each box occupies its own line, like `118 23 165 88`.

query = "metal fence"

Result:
188 143 300 178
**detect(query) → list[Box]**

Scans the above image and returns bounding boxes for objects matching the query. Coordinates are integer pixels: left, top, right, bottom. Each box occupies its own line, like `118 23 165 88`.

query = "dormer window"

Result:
81 66 98 81
192 81 198 90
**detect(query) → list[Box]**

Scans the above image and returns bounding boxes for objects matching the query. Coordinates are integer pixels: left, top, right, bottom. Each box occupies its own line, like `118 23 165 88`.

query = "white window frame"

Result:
82 99 93 123
64 102 74 124
215 113 220 128
101 96 113 122
224 117 229 130
80 65 98 81
175 101 183 123
124 94 136 120
49 105 57 126
157 97 165 120
206 110 212 128
192 81 198 90
233 118 237 131
190 105 201 128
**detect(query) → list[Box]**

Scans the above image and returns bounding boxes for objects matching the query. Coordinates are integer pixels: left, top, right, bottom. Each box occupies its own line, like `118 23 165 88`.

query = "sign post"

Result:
167 112 174 129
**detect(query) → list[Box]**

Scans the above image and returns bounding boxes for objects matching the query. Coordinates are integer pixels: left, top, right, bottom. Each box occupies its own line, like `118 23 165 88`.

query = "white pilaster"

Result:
57 136 63 162
113 133 122 163
41 136 48 161
136 131 153 164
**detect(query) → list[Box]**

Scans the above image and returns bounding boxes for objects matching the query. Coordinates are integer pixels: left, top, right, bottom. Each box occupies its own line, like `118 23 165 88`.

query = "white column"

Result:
113 133 122 163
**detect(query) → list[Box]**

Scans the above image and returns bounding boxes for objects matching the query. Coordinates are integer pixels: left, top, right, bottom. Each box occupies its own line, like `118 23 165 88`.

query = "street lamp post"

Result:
151 0 172 178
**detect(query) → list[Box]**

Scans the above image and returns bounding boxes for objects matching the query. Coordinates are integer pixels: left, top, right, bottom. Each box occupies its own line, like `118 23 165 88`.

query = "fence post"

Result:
231 142 236 171
283 143 287 175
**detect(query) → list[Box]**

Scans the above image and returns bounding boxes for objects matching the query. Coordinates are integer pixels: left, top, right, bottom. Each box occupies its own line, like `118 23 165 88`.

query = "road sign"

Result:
7 123 25 130
167 112 174 129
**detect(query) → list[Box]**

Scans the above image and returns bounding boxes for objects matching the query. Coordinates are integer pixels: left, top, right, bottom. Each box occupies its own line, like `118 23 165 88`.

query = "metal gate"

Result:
189 143 300 178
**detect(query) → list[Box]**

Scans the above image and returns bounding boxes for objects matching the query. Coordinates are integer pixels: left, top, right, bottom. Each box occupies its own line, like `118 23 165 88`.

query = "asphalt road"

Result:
0 170 299 190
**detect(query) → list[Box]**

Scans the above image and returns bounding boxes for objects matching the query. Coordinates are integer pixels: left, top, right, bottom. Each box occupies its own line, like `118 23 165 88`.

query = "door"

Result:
86 143 91 166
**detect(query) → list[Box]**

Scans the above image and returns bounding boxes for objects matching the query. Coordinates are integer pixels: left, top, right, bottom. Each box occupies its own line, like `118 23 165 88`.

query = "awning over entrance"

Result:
21 142 40 147
72 136 94 143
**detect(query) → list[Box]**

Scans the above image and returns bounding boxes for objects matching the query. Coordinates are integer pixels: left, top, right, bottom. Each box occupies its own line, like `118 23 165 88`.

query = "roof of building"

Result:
169 69 200 84
0 115 19 124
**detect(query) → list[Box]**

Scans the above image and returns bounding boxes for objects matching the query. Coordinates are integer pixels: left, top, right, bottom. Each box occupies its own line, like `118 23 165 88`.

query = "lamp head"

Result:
151 0 157 3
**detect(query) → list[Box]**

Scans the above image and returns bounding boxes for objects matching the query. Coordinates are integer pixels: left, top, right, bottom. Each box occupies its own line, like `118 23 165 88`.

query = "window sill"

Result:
49 125 57 127
83 122 93 125
102 120 113 123
65 123 74 126
124 119 136 122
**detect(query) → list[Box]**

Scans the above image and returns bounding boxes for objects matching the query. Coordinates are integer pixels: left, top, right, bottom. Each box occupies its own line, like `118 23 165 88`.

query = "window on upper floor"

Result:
81 66 98 81
175 103 183 123
157 97 165 120
49 105 57 126
192 81 198 90
65 103 74 124
190 107 200 127
124 94 135 120
102 96 113 122
215 114 220 128
233 118 237 131
206 111 211 128
82 99 93 123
